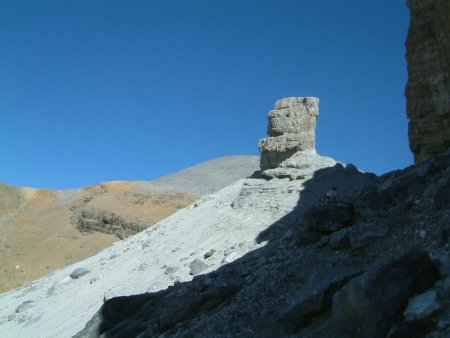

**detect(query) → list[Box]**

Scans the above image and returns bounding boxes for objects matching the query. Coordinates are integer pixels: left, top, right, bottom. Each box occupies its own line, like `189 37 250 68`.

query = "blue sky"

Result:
1 0 411 189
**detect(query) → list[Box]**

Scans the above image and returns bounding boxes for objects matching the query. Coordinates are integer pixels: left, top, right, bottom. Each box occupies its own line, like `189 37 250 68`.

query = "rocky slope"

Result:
70 97 450 338
3 91 448 338
0 156 258 292
0 97 350 337
76 152 450 338
405 0 450 163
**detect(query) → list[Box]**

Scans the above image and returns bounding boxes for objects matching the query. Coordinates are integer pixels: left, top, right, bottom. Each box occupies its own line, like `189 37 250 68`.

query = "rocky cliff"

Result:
406 0 450 163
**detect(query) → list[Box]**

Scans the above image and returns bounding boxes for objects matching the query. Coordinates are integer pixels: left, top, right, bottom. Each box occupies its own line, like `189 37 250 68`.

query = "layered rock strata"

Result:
406 0 450 163
259 97 319 170
72 208 148 240
259 97 337 179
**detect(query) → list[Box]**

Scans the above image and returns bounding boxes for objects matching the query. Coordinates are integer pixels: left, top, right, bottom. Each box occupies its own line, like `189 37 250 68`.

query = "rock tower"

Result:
258 97 336 179
405 0 450 163
259 97 319 170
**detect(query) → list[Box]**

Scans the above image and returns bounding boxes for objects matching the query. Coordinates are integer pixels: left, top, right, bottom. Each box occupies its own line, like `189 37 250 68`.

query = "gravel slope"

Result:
0 153 336 338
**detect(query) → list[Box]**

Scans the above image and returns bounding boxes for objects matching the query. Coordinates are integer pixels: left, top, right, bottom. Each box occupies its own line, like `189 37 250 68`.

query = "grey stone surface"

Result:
280 267 361 331
328 228 351 250
259 97 320 171
434 178 450 210
133 156 259 197
349 223 387 249
331 251 439 337
15 301 34 314
203 249 215 259
189 259 208 276
303 202 355 234
164 267 179 275
70 268 90 280
403 290 441 321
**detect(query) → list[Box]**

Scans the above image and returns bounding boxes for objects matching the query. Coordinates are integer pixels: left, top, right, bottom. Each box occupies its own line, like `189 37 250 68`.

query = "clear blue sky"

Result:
1 0 411 189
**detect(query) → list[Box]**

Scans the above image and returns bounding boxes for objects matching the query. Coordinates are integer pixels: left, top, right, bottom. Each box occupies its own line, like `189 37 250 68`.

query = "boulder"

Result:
349 223 387 249
70 267 90 279
303 202 355 233
331 251 439 337
403 290 441 321
280 267 361 331
189 259 209 276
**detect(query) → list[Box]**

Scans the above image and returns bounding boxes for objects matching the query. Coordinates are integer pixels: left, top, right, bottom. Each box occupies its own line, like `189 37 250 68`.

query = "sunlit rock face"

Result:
405 0 450 163
258 97 337 180
259 97 319 171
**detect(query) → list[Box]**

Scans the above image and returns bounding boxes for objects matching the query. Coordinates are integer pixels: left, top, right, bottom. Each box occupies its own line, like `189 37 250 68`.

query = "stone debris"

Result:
203 249 215 259
189 259 208 276
403 290 442 321
15 301 34 314
69 267 90 280
164 267 179 275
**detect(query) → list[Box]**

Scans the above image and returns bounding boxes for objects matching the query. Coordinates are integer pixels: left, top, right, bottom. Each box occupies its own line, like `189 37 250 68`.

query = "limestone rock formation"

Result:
259 97 319 170
72 208 148 240
405 0 450 163
259 97 337 179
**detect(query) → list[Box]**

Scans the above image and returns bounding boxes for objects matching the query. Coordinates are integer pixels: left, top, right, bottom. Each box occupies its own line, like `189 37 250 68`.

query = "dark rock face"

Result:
434 177 450 210
331 251 439 338
303 202 355 233
75 278 242 338
280 267 361 331
405 0 450 163
387 319 434 338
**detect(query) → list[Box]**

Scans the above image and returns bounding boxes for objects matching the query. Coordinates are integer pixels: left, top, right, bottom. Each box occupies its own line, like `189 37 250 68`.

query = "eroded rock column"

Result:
259 97 319 171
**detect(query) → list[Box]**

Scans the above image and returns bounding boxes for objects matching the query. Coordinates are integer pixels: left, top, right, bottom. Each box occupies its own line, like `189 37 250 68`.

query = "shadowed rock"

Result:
405 0 450 163
331 251 440 338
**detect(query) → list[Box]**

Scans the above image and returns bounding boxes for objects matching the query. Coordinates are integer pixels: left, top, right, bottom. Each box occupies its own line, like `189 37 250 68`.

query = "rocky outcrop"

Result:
72 208 149 240
405 0 450 163
259 97 319 170
258 97 337 179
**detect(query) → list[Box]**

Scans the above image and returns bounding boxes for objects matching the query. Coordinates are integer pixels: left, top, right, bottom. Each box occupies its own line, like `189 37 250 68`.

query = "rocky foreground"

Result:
77 151 450 338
